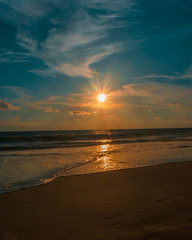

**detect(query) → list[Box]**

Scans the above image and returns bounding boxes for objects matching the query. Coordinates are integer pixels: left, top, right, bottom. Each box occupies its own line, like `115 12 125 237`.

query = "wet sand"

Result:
1 161 192 240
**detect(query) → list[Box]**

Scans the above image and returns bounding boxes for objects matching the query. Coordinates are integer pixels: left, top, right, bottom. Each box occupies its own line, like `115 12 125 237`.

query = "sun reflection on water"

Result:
100 144 108 152
96 143 116 170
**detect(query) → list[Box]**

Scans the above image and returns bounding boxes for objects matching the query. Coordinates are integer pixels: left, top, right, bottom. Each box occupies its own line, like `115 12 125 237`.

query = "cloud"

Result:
2 81 190 117
110 82 192 110
0 100 20 110
0 0 137 79
43 108 59 113
84 0 136 13
55 61 98 79
0 86 30 101
22 103 60 113
55 50 117 78
68 111 95 115
0 51 31 63
38 5 127 78
132 65 192 81
0 0 53 20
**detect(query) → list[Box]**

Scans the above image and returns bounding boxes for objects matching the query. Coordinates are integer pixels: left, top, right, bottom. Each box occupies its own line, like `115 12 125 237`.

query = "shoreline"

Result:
0 161 188 195
1 161 192 239
0 162 162 195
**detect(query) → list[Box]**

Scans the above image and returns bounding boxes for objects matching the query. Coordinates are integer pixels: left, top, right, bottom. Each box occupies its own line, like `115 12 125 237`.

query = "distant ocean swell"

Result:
1 138 192 152
0 128 192 151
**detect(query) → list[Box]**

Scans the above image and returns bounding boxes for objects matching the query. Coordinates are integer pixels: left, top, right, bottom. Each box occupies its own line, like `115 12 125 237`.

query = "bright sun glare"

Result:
98 94 106 102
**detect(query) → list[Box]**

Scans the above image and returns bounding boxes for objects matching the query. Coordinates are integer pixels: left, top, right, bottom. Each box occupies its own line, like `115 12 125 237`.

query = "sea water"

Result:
0 128 191 193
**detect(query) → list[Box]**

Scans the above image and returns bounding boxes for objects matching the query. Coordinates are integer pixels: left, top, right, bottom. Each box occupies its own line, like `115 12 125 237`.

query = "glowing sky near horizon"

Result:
0 0 192 130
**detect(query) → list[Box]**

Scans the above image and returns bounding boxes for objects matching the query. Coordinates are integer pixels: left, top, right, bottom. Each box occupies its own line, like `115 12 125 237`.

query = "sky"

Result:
0 0 192 131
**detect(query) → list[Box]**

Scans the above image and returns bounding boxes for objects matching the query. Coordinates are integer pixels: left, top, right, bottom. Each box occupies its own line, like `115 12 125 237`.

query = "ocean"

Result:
0 128 192 193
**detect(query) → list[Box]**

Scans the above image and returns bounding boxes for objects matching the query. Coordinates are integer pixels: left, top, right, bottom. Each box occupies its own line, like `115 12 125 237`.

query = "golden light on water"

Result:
97 143 117 170
98 94 106 102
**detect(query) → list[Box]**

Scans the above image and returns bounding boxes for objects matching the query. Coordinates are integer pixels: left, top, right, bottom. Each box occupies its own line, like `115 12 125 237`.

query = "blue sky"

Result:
0 0 192 130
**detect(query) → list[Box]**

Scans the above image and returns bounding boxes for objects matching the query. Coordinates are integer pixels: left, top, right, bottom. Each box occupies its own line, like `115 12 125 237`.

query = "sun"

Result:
98 94 106 102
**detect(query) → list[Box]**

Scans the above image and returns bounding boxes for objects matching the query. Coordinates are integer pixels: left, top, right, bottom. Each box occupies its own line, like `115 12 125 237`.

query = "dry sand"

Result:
0 162 192 240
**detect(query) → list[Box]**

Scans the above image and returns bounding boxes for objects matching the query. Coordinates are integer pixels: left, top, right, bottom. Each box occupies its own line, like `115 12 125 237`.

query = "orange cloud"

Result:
68 111 95 115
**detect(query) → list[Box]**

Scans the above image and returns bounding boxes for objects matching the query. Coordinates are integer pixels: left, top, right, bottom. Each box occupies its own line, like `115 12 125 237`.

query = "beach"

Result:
1 0 192 239
1 161 192 240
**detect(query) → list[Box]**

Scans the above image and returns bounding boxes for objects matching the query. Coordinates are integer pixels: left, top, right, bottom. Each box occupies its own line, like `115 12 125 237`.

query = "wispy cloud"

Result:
84 0 136 12
132 65 192 81
0 51 31 63
1 0 137 79
0 86 30 100
54 49 118 78
110 82 192 110
27 104 59 113
0 0 53 20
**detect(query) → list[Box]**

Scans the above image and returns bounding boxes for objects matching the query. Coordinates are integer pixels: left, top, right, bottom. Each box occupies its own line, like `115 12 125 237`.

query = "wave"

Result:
0 137 192 152
0 128 192 152
0 128 192 143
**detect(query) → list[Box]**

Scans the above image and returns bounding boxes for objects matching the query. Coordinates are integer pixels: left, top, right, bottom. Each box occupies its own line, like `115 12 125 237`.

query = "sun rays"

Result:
65 71 122 129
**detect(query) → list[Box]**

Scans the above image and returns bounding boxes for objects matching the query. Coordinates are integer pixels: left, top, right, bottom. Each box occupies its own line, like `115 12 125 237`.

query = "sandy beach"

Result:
1 161 192 240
